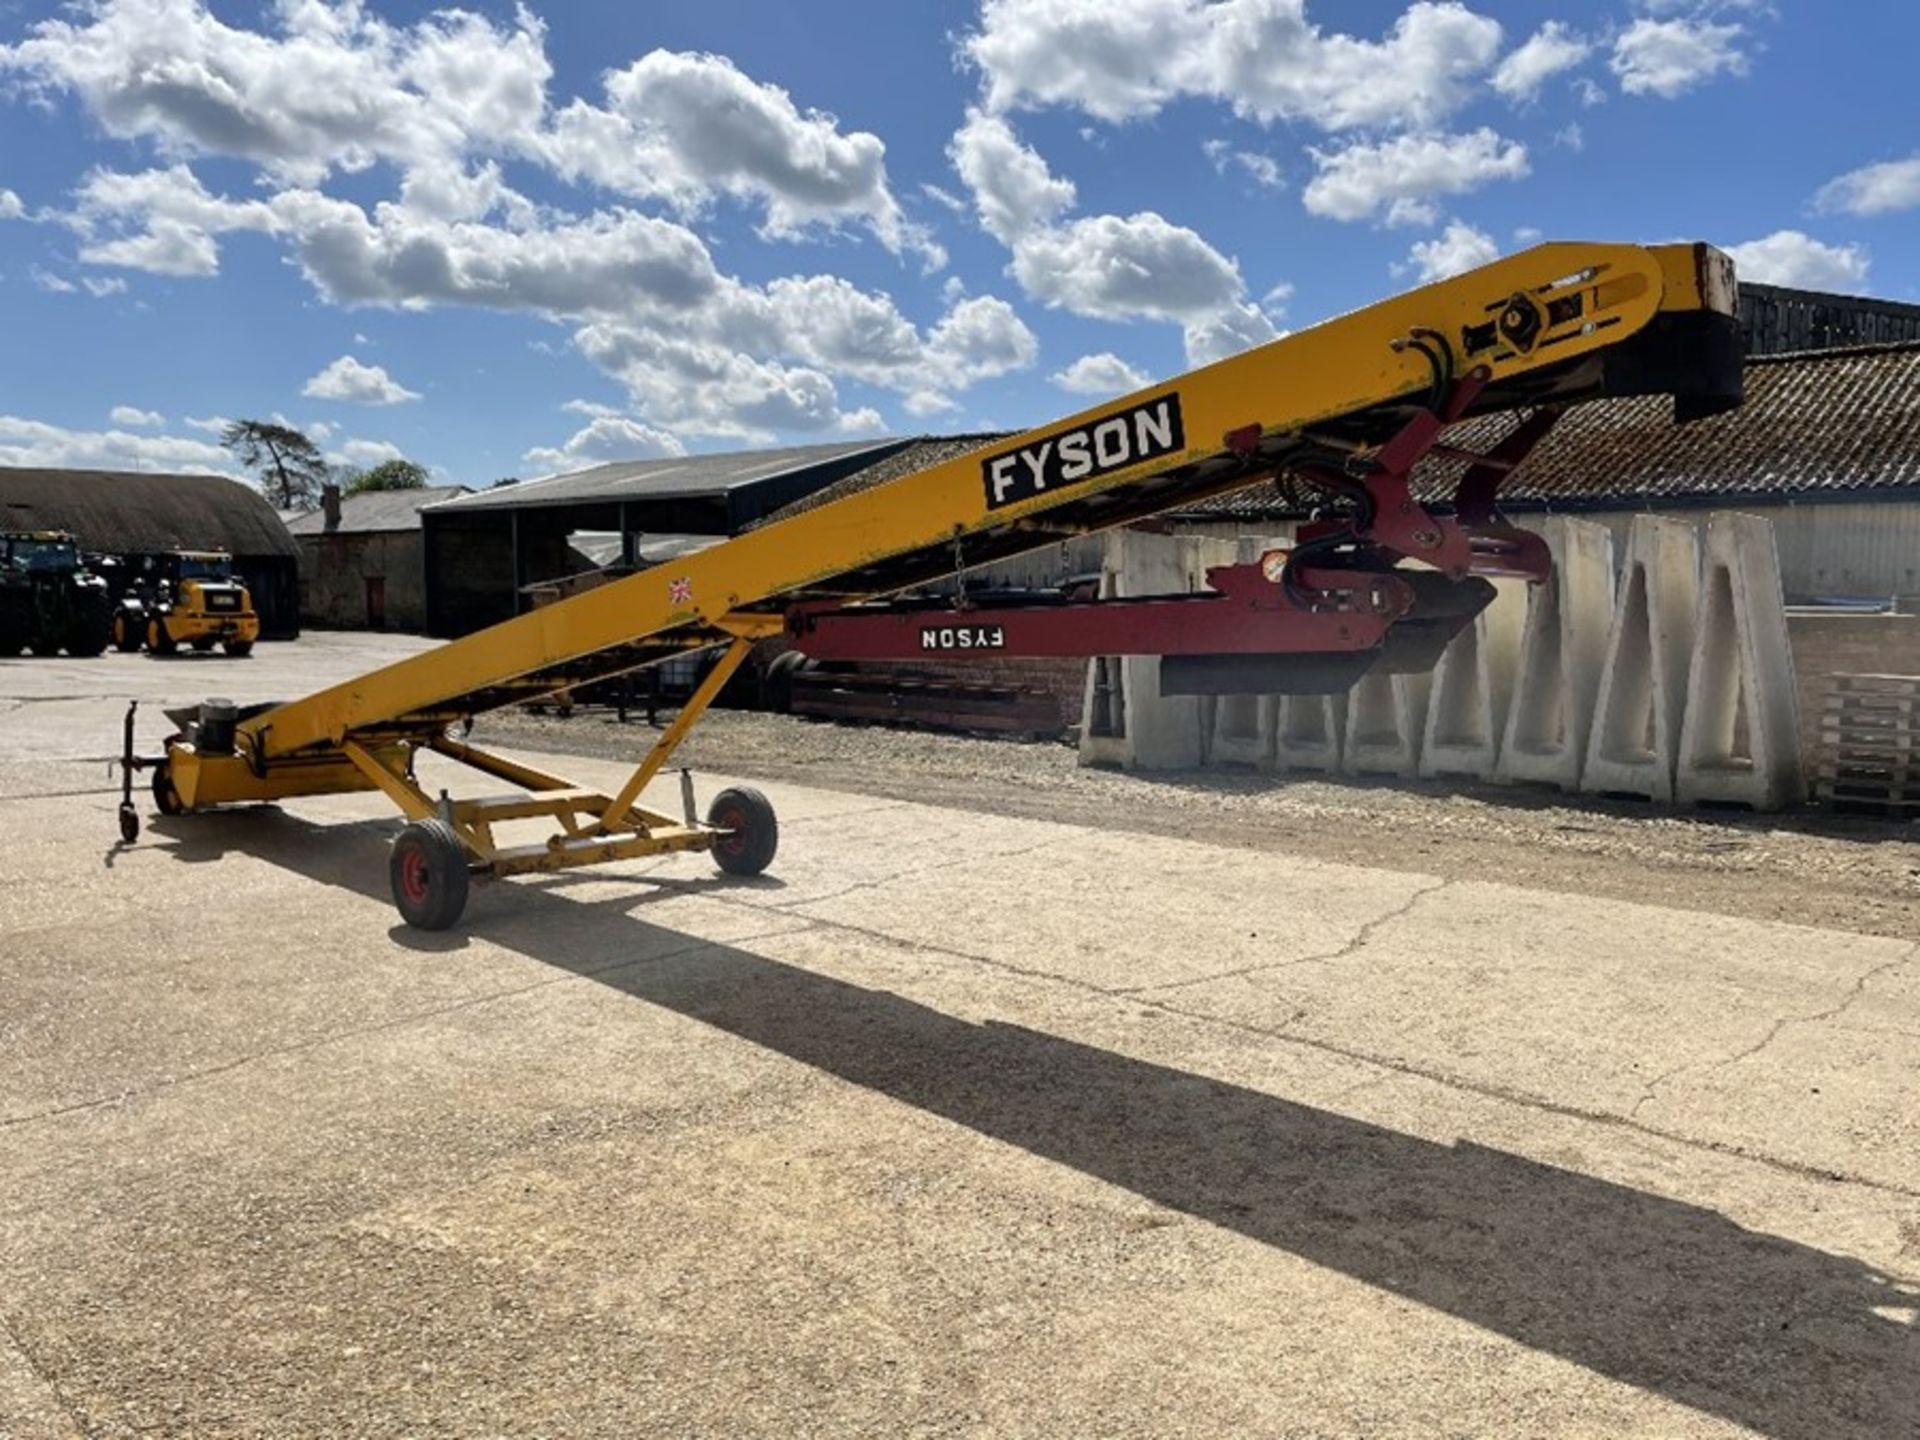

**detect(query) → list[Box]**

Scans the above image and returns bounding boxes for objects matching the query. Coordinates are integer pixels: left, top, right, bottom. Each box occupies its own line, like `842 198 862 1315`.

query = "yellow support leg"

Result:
340 739 494 858
593 637 755 834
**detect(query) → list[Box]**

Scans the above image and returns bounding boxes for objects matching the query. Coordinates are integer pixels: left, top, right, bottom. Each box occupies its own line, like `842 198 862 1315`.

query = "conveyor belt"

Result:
227 244 1740 763
128 240 1745 930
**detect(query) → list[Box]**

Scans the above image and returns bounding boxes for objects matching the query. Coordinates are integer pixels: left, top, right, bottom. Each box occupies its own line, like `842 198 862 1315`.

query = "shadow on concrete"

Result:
148 808 1920 1439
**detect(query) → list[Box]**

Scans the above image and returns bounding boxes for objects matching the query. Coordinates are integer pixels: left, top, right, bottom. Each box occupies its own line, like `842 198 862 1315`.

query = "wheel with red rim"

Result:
707 785 778 877
388 818 471 930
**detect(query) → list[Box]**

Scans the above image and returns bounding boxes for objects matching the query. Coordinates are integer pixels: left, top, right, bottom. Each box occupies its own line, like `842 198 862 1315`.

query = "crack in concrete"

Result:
0 1309 88 1439
1629 942 1920 1122
682 891 1920 1203
0 926 799 1131
10 804 1917 1206
1116 876 1451 995
769 832 1068 912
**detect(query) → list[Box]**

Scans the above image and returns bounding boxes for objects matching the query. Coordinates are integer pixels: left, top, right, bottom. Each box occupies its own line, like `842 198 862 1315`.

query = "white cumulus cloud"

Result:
1610 17 1747 98
1492 21 1590 102
1304 128 1528 225
302 354 423 405
1724 231 1869 294
1402 220 1499 283
949 109 1275 366
0 3 1034 442
0 414 233 473
1051 353 1152 396
524 414 689 474
0 2 929 261
1816 155 1920 218
333 437 406 467
109 404 165 427
963 0 1504 132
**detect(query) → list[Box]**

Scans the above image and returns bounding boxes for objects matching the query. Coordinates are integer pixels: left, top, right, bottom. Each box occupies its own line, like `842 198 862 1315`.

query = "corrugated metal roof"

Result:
754 434 1009 527
284 485 471 535
428 439 899 512
0 466 297 557
1177 342 1920 520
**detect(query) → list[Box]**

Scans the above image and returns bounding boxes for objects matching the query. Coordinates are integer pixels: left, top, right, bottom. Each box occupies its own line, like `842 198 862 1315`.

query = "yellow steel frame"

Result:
163 241 1739 884
180 635 760 878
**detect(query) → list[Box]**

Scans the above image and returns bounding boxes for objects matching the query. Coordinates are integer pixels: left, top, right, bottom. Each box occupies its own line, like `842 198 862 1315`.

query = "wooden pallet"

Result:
1816 673 1920 816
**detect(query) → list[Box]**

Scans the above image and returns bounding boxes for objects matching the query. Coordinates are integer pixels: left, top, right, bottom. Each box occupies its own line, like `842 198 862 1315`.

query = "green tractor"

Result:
0 531 114 658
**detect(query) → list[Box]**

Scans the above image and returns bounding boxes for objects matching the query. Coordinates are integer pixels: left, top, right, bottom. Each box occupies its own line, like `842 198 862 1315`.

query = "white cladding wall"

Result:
1571 503 1920 604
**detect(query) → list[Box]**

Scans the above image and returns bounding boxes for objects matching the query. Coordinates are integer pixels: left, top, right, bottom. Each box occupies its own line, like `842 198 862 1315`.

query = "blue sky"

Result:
0 0 1913 490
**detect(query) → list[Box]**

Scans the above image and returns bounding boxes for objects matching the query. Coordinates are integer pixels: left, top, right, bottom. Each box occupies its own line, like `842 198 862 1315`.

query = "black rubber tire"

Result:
118 803 140 844
112 614 141 652
763 650 810 714
28 638 59 657
151 761 186 816
149 619 177 656
389 819 472 931
708 785 778 877
190 636 217 653
224 640 254 658
67 623 108 657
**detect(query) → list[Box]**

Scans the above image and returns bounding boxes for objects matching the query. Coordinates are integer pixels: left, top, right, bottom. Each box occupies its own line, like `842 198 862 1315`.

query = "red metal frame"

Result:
785 369 1558 667
786 560 1412 662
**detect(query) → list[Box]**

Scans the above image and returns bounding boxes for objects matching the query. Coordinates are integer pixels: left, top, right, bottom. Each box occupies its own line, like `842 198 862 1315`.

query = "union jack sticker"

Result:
668 576 693 606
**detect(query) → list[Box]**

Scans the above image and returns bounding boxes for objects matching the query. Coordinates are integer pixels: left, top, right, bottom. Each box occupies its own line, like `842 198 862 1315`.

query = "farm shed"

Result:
420 439 913 636
285 484 470 632
0 465 300 638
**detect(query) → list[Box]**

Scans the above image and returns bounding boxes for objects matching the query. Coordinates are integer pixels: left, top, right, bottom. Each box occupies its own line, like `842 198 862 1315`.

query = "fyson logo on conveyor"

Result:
920 624 1005 652
981 394 1184 511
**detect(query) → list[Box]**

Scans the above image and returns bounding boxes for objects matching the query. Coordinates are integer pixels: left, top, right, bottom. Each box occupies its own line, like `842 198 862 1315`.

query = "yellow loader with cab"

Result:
112 550 260 657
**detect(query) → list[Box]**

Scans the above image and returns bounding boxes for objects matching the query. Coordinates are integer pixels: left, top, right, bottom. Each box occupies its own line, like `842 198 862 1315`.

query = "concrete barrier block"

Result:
1204 535 1284 767
1207 691 1272 766
1677 513 1805 810
1269 693 1346 773
1419 577 1527 781
1078 554 1131 768
1582 515 1700 802
1342 669 1432 779
1077 529 1234 770
1496 517 1617 790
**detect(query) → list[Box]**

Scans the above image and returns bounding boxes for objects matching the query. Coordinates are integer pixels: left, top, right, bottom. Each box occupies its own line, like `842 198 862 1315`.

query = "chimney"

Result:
321 482 341 534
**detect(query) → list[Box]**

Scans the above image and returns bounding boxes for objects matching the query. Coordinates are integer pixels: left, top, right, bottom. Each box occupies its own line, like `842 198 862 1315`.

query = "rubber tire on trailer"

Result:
118 803 140 844
28 638 59 657
113 614 141 652
708 785 778 877
148 619 177 656
224 639 253 657
763 650 810 714
191 637 217 653
151 761 186 816
389 818 472 931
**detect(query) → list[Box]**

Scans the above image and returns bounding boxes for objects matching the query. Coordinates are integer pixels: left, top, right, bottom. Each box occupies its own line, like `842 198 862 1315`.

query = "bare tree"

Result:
220 420 330 510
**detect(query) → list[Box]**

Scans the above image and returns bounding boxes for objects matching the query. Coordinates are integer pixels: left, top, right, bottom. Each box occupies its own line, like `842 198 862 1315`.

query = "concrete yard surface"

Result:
2 637 1918 1438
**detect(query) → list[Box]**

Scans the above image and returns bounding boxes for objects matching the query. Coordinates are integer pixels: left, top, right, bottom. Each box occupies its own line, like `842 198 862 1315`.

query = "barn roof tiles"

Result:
284 485 471 535
1176 341 1920 521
